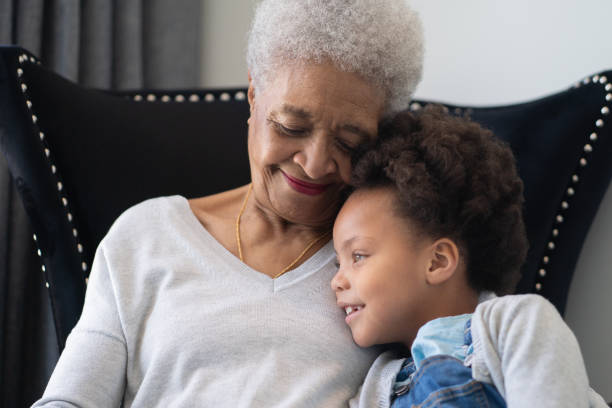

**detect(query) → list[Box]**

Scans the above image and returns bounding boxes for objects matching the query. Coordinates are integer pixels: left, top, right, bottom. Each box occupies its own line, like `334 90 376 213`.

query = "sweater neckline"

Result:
174 195 336 290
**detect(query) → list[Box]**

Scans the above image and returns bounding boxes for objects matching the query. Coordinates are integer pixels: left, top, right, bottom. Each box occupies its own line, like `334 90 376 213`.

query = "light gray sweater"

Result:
350 294 608 408
33 196 379 407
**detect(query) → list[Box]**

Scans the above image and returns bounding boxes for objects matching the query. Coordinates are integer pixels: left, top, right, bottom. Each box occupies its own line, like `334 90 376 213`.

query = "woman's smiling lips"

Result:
281 170 332 195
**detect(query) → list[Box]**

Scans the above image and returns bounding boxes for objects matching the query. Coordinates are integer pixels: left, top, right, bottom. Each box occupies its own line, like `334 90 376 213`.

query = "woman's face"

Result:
247 63 385 226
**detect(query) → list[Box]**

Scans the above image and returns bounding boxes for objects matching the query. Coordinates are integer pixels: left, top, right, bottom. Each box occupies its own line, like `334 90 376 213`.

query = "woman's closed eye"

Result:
335 138 358 154
269 119 307 137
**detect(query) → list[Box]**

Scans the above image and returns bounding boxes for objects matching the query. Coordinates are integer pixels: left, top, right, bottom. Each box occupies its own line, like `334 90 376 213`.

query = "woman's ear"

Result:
247 70 255 114
425 238 460 286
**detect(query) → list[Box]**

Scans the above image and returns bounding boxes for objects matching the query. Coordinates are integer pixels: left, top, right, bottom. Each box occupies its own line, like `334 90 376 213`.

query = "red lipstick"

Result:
281 171 331 195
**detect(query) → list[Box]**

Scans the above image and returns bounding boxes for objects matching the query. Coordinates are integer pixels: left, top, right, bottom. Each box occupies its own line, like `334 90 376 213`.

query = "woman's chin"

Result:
270 192 344 226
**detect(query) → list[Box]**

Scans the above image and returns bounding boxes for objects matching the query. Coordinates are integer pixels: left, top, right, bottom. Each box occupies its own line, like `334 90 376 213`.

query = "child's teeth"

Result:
345 306 354 315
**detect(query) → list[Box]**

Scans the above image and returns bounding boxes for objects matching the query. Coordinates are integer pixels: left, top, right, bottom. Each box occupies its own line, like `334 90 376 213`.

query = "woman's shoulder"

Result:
188 186 247 219
103 195 191 242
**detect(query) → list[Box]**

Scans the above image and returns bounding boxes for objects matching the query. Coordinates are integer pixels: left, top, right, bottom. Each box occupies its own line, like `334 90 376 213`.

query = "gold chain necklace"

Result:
235 184 331 278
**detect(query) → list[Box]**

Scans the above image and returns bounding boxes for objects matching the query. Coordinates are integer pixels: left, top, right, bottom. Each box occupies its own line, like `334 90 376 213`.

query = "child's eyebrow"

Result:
340 236 359 252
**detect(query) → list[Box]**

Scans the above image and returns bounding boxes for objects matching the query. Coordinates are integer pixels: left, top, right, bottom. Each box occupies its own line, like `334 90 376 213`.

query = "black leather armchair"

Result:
1 46 611 352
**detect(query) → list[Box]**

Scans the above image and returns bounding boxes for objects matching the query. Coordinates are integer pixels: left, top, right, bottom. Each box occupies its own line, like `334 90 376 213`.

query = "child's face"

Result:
331 187 435 348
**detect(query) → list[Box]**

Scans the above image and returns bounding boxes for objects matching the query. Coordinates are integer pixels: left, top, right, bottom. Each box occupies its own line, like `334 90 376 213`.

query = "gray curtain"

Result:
0 1 201 406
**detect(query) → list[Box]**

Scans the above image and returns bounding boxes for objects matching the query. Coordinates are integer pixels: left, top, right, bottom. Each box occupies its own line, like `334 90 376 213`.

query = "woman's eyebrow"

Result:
339 124 372 143
279 104 313 120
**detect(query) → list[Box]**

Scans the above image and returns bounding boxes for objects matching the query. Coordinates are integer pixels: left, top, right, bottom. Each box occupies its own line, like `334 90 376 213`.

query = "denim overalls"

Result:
391 317 506 408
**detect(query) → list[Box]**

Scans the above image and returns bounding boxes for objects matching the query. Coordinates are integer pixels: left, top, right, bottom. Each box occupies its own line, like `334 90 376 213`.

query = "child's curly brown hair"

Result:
352 106 528 294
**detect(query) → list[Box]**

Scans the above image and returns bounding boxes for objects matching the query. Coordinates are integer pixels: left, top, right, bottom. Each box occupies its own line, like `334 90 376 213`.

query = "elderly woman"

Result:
34 0 423 407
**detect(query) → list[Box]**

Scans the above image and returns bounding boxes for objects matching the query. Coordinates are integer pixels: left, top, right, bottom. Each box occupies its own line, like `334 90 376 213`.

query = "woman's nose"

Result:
293 136 337 180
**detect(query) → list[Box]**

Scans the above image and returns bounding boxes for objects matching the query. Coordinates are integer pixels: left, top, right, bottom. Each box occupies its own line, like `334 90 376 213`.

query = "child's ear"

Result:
425 238 460 286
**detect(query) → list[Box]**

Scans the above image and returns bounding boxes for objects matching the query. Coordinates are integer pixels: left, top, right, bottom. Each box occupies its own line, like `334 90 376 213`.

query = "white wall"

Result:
200 0 612 401
199 1 254 87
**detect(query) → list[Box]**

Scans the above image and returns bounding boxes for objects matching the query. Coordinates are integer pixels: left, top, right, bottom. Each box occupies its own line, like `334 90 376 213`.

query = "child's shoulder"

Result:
474 293 564 333
478 293 556 310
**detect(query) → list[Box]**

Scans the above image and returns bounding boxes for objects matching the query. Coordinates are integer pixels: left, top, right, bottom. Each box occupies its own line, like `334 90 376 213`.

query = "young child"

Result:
331 107 607 408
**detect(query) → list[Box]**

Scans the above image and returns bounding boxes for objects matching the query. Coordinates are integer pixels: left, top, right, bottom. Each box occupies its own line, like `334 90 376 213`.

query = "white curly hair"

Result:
246 0 424 117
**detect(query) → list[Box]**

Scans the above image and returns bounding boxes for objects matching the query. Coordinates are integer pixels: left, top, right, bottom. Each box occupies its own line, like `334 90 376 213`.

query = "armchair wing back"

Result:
1 46 611 350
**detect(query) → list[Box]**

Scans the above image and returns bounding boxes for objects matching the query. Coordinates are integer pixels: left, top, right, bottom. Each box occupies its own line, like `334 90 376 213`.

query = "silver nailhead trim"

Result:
235 91 246 100
134 94 143 101
189 94 200 102
205 93 214 102
175 94 185 102
18 51 90 278
220 92 230 101
538 69 610 292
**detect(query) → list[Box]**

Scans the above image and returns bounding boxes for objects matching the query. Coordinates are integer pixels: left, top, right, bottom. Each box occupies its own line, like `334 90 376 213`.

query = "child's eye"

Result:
352 253 366 263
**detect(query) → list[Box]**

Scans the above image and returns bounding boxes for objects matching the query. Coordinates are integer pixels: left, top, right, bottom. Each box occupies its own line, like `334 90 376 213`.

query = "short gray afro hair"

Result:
247 0 424 117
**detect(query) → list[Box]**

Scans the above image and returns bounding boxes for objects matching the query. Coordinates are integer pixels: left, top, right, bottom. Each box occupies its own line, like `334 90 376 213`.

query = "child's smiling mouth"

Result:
343 305 365 324
344 305 364 316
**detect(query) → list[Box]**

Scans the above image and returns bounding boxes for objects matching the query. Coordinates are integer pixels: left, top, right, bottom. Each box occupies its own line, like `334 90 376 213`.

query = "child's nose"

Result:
331 269 350 292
